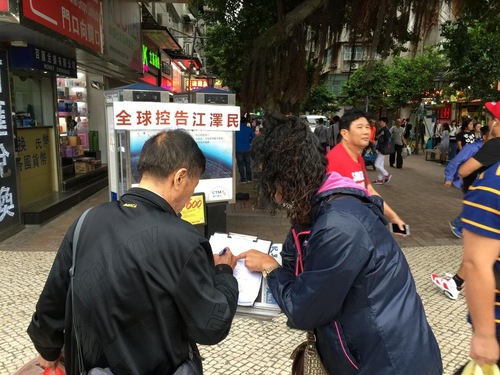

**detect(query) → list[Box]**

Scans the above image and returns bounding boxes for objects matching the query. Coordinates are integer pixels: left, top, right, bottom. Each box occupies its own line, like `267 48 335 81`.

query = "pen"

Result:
218 247 228 256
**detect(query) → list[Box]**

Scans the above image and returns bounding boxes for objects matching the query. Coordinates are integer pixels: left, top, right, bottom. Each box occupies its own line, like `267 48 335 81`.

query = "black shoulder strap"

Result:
69 207 92 375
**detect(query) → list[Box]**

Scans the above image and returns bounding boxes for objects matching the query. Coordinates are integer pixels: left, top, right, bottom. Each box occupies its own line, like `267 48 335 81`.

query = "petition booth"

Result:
104 84 280 319
104 83 237 237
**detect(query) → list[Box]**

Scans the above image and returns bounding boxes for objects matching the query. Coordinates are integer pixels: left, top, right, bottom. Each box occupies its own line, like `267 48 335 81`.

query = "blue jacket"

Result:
444 139 482 189
268 173 442 374
235 123 255 152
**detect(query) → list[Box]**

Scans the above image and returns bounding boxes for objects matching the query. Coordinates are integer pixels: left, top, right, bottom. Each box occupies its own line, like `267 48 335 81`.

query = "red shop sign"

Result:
0 0 8 12
22 0 102 53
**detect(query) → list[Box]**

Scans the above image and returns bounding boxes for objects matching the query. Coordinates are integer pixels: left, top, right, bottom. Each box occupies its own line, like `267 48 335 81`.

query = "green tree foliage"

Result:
440 2 500 101
386 48 447 111
340 61 389 112
339 49 445 113
300 83 339 114
200 0 452 112
204 24 246 96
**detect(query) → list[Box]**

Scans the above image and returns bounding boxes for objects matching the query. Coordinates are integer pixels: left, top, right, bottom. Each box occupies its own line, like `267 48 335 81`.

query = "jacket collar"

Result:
121 187 178 216
315 173 386 221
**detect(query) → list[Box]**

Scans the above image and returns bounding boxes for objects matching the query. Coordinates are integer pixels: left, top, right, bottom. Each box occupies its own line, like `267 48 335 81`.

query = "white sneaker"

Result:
431 273 462 300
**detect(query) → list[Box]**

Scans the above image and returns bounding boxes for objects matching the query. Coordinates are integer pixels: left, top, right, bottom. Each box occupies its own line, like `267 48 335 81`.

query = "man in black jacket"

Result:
27 130 239 374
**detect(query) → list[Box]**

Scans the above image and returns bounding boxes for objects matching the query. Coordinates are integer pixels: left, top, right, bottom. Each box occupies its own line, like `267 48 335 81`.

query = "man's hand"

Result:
39 355 58 370
470 332 500 367
237 250 278 273
213 248 237 269
444 181 452 187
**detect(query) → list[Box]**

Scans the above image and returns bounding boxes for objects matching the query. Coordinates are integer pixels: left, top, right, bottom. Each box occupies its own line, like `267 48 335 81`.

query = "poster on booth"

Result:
121 102 239 203
129 130 234 202
180 193 206 225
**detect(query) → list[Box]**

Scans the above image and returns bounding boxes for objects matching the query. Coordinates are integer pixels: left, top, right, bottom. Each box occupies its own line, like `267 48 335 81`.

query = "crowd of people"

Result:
26 103 500 374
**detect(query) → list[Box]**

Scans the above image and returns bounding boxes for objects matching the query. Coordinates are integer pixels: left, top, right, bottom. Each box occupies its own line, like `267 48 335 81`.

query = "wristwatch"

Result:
262 264 281 279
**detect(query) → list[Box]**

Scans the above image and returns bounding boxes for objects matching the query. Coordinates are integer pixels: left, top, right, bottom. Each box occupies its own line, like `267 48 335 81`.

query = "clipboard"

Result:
209 232 272 306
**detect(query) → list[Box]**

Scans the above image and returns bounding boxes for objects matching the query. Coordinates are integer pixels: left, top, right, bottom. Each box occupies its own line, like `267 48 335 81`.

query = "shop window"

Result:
12 75 43 127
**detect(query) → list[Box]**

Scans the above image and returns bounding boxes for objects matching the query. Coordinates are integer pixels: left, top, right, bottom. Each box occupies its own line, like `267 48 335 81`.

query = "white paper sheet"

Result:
210 232 272 306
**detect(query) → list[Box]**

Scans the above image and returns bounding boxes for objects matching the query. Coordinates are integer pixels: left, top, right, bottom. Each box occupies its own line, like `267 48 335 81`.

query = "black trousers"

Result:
389 144 403 168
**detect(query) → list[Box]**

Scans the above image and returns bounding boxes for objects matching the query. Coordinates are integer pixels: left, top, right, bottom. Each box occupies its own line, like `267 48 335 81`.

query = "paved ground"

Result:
1 153 471 375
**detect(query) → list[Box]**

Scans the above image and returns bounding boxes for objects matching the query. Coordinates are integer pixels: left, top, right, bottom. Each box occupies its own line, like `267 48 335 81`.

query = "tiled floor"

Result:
2 154 471 374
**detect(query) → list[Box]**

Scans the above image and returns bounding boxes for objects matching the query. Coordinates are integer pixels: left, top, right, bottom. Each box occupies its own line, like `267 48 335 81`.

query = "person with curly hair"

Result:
238 114 442 374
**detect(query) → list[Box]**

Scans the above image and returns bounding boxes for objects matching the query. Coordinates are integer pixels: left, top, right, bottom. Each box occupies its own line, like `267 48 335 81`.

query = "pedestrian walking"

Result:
457 118 475 152
389 118 406 168
438 122 450 164
374 116 392 184
432 102 500 300
237 113 443 375
27 130 239 375
236 116 255 183
313 117 329 154
326 109 405 229
448 120 459 160
452 159 500 372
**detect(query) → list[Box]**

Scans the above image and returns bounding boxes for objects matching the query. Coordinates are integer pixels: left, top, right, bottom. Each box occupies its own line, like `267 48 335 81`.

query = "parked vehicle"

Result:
299 115 328 131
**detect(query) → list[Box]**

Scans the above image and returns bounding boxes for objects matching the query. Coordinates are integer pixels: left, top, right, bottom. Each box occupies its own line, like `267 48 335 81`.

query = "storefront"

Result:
0 0 143 225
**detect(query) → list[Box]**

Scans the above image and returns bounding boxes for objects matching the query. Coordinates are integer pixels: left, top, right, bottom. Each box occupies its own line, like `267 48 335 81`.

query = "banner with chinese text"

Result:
113 102 240 131
21 0 102 53
0 50 21 227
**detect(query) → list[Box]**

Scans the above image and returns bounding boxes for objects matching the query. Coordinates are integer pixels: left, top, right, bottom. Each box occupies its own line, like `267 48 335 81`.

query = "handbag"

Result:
290 229 329 375
459 360 500 375
401 145 411 159
381 137 394 155
291 331 329 375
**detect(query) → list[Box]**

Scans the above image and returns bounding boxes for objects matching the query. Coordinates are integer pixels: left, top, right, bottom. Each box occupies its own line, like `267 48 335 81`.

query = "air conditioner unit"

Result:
350 62 360 70
157 12 172 26
182 13 196 23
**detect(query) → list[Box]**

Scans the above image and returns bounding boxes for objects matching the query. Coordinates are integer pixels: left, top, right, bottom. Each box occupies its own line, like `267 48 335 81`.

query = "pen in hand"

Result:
219 247 228 256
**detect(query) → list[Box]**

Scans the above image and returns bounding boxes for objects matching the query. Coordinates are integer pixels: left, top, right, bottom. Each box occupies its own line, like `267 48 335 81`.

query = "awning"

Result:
165 49 202 71
141 23 182 51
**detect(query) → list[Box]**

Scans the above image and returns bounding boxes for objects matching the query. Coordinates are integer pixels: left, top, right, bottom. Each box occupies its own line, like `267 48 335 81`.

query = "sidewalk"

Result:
0 153 470 374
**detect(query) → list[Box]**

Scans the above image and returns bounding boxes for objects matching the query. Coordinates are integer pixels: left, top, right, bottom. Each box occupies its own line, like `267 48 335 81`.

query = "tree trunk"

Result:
255 0 328 48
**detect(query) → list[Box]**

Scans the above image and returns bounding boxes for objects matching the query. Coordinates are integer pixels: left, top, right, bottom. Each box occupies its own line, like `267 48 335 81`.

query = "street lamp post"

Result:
433 75 444 104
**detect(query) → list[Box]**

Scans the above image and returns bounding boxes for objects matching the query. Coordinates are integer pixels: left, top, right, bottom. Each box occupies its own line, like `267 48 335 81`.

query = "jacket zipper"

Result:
334 321 359 370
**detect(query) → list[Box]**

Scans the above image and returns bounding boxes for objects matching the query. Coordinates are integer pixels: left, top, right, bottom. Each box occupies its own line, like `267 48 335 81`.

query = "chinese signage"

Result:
0 50 20 226
186 78 208 91
21 0 102 53
180 193 206 225
113 102 240 131
16 127 54 204
143 44 160 71
10 44 77 77
103 0 142 72
0 0 20 23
